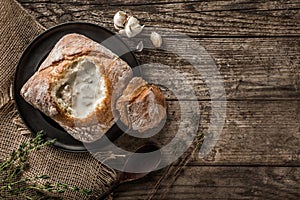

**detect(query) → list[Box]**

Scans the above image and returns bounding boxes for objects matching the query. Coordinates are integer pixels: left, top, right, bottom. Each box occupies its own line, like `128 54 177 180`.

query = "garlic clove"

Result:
125 16 144 38
150 31 162 48
114 24 122 30
127 16 139 27
136 41 144 52
113 11 128 29
118 29 126 35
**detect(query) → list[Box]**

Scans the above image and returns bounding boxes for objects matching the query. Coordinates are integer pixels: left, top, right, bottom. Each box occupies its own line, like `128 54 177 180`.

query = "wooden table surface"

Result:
17 0 300 199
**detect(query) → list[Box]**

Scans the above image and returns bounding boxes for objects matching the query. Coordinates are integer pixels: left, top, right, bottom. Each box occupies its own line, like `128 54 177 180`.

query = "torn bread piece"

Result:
116 77 167 133
20 33 133 143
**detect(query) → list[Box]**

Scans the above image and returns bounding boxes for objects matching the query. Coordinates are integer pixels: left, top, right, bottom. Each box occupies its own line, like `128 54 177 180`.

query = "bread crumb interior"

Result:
53 58 106 118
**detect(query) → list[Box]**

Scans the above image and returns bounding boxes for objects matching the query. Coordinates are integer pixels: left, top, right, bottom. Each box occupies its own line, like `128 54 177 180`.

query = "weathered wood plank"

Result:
191 100 300 165
138 37 300 100
114 166 300 200
115 100 300 166
18 0 300 36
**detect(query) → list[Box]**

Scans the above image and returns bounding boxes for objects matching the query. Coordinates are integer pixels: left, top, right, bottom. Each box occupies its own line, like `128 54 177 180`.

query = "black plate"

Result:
14 22 139 152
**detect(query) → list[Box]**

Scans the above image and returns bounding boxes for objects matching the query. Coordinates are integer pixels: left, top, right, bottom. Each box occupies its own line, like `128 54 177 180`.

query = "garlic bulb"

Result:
150 31 162 48
125 16 144 38
113 11 128 30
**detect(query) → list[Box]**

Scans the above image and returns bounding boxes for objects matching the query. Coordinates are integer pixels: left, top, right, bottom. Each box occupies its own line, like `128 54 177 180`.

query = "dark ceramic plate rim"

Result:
13 22 140 152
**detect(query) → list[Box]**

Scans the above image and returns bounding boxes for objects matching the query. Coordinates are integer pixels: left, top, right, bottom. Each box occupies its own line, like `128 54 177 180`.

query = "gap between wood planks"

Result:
115 165 300 200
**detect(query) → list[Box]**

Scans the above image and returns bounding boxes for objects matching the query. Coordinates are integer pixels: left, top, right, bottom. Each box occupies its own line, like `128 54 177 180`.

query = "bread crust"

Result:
21 33 133 143
116 77 167 132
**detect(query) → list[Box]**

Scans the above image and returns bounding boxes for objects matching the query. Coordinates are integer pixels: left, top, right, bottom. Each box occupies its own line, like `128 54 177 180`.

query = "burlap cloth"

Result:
0 0 117 199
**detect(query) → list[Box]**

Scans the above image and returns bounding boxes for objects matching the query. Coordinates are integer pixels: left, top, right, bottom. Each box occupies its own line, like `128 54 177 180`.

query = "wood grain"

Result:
190 100 300 165
114 166 300 200
136 37 300 100
18 0 300 36
114 100 300 165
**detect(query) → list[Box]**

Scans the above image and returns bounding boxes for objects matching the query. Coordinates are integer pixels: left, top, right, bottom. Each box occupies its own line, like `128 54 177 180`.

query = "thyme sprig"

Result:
0 131 92 199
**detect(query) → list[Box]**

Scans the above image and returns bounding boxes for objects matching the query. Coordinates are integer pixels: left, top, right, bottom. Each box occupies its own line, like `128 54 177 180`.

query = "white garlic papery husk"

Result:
136 41 144 52
150 32 162 48
118 29 126 35
125 16 144 38
113 11 128 29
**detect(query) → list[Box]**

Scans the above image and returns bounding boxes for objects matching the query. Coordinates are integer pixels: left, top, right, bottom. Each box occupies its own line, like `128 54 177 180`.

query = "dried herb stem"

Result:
0 131 92 199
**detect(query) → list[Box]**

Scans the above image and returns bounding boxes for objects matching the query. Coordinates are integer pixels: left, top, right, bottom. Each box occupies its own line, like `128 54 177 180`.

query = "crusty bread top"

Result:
21 33 133 143
39 33 116 71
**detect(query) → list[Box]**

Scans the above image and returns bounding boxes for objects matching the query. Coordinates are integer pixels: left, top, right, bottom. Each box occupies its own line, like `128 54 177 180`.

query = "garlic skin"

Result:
150 32 162 48
118 29 126 35
136 41 144 52
125 16 144 38
113 11 128 29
